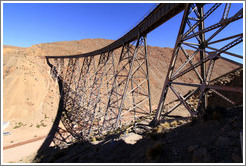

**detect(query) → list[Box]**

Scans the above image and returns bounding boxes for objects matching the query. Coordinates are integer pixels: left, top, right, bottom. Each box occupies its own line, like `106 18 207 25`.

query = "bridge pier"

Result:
153 3 243 125
115 35 152 128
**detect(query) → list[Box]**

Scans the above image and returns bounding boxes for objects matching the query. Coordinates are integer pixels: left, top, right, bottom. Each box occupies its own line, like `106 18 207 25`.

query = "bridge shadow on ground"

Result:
33 105 243 163
32 59 243 163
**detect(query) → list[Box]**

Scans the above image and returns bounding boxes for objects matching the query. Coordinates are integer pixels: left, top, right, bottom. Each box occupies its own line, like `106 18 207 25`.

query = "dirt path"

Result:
3 138 46 163
3 135 46 150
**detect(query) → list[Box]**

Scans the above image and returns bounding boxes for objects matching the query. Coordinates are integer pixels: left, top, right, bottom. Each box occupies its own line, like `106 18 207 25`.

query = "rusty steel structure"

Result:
41 3 243 148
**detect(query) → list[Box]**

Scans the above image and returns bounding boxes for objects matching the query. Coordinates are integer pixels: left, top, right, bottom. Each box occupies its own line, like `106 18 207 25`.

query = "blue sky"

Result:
3 3 167 47
3 2 243 62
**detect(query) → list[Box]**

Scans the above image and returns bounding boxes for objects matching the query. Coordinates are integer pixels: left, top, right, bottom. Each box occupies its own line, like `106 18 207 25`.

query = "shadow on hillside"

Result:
33 105 243 163
33 58 65 156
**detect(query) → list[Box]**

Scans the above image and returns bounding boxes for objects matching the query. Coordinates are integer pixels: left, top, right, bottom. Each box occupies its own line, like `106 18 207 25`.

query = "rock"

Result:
133 127 146 135
59 143 69 149
231 153 242 163
192 148 211 163
123 133 142 144
187 145 199 152
144 126 152 132
215 136 230 148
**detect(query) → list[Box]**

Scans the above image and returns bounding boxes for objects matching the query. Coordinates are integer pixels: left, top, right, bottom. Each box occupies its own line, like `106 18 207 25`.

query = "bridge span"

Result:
40 3 243 149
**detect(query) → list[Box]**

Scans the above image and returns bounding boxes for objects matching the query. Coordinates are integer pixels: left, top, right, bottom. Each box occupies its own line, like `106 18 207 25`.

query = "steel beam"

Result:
198 4 208 111
152 3 243 125
153 4 191 124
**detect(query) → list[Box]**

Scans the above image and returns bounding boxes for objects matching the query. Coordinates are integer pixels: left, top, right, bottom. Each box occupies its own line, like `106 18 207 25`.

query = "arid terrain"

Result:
2 38 242 163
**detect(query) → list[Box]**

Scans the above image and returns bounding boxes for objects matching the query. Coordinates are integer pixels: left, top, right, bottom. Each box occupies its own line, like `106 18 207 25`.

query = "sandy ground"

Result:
2 109 56 163
3 122 51 147
3 47 59 163
3 138 46 163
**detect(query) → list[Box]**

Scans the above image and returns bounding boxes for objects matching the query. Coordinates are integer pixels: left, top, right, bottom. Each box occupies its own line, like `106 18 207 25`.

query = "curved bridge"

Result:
39 3 243 150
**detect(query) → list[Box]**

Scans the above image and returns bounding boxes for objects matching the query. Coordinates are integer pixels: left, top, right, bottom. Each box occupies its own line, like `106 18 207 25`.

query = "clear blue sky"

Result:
3 2 243 63
4 3 169 47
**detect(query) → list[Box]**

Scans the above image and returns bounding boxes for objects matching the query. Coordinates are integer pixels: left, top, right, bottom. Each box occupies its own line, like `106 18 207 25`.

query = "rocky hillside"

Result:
3 45 59 123
3 39 113 123
25 38 114 57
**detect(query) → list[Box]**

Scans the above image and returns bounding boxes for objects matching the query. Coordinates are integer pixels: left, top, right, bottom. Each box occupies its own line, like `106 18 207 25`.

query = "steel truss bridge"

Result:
39 3 243 149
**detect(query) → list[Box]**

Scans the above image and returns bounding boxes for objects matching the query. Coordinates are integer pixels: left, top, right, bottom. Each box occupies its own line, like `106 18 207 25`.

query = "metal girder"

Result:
153 4 191 123
153 3 243 125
